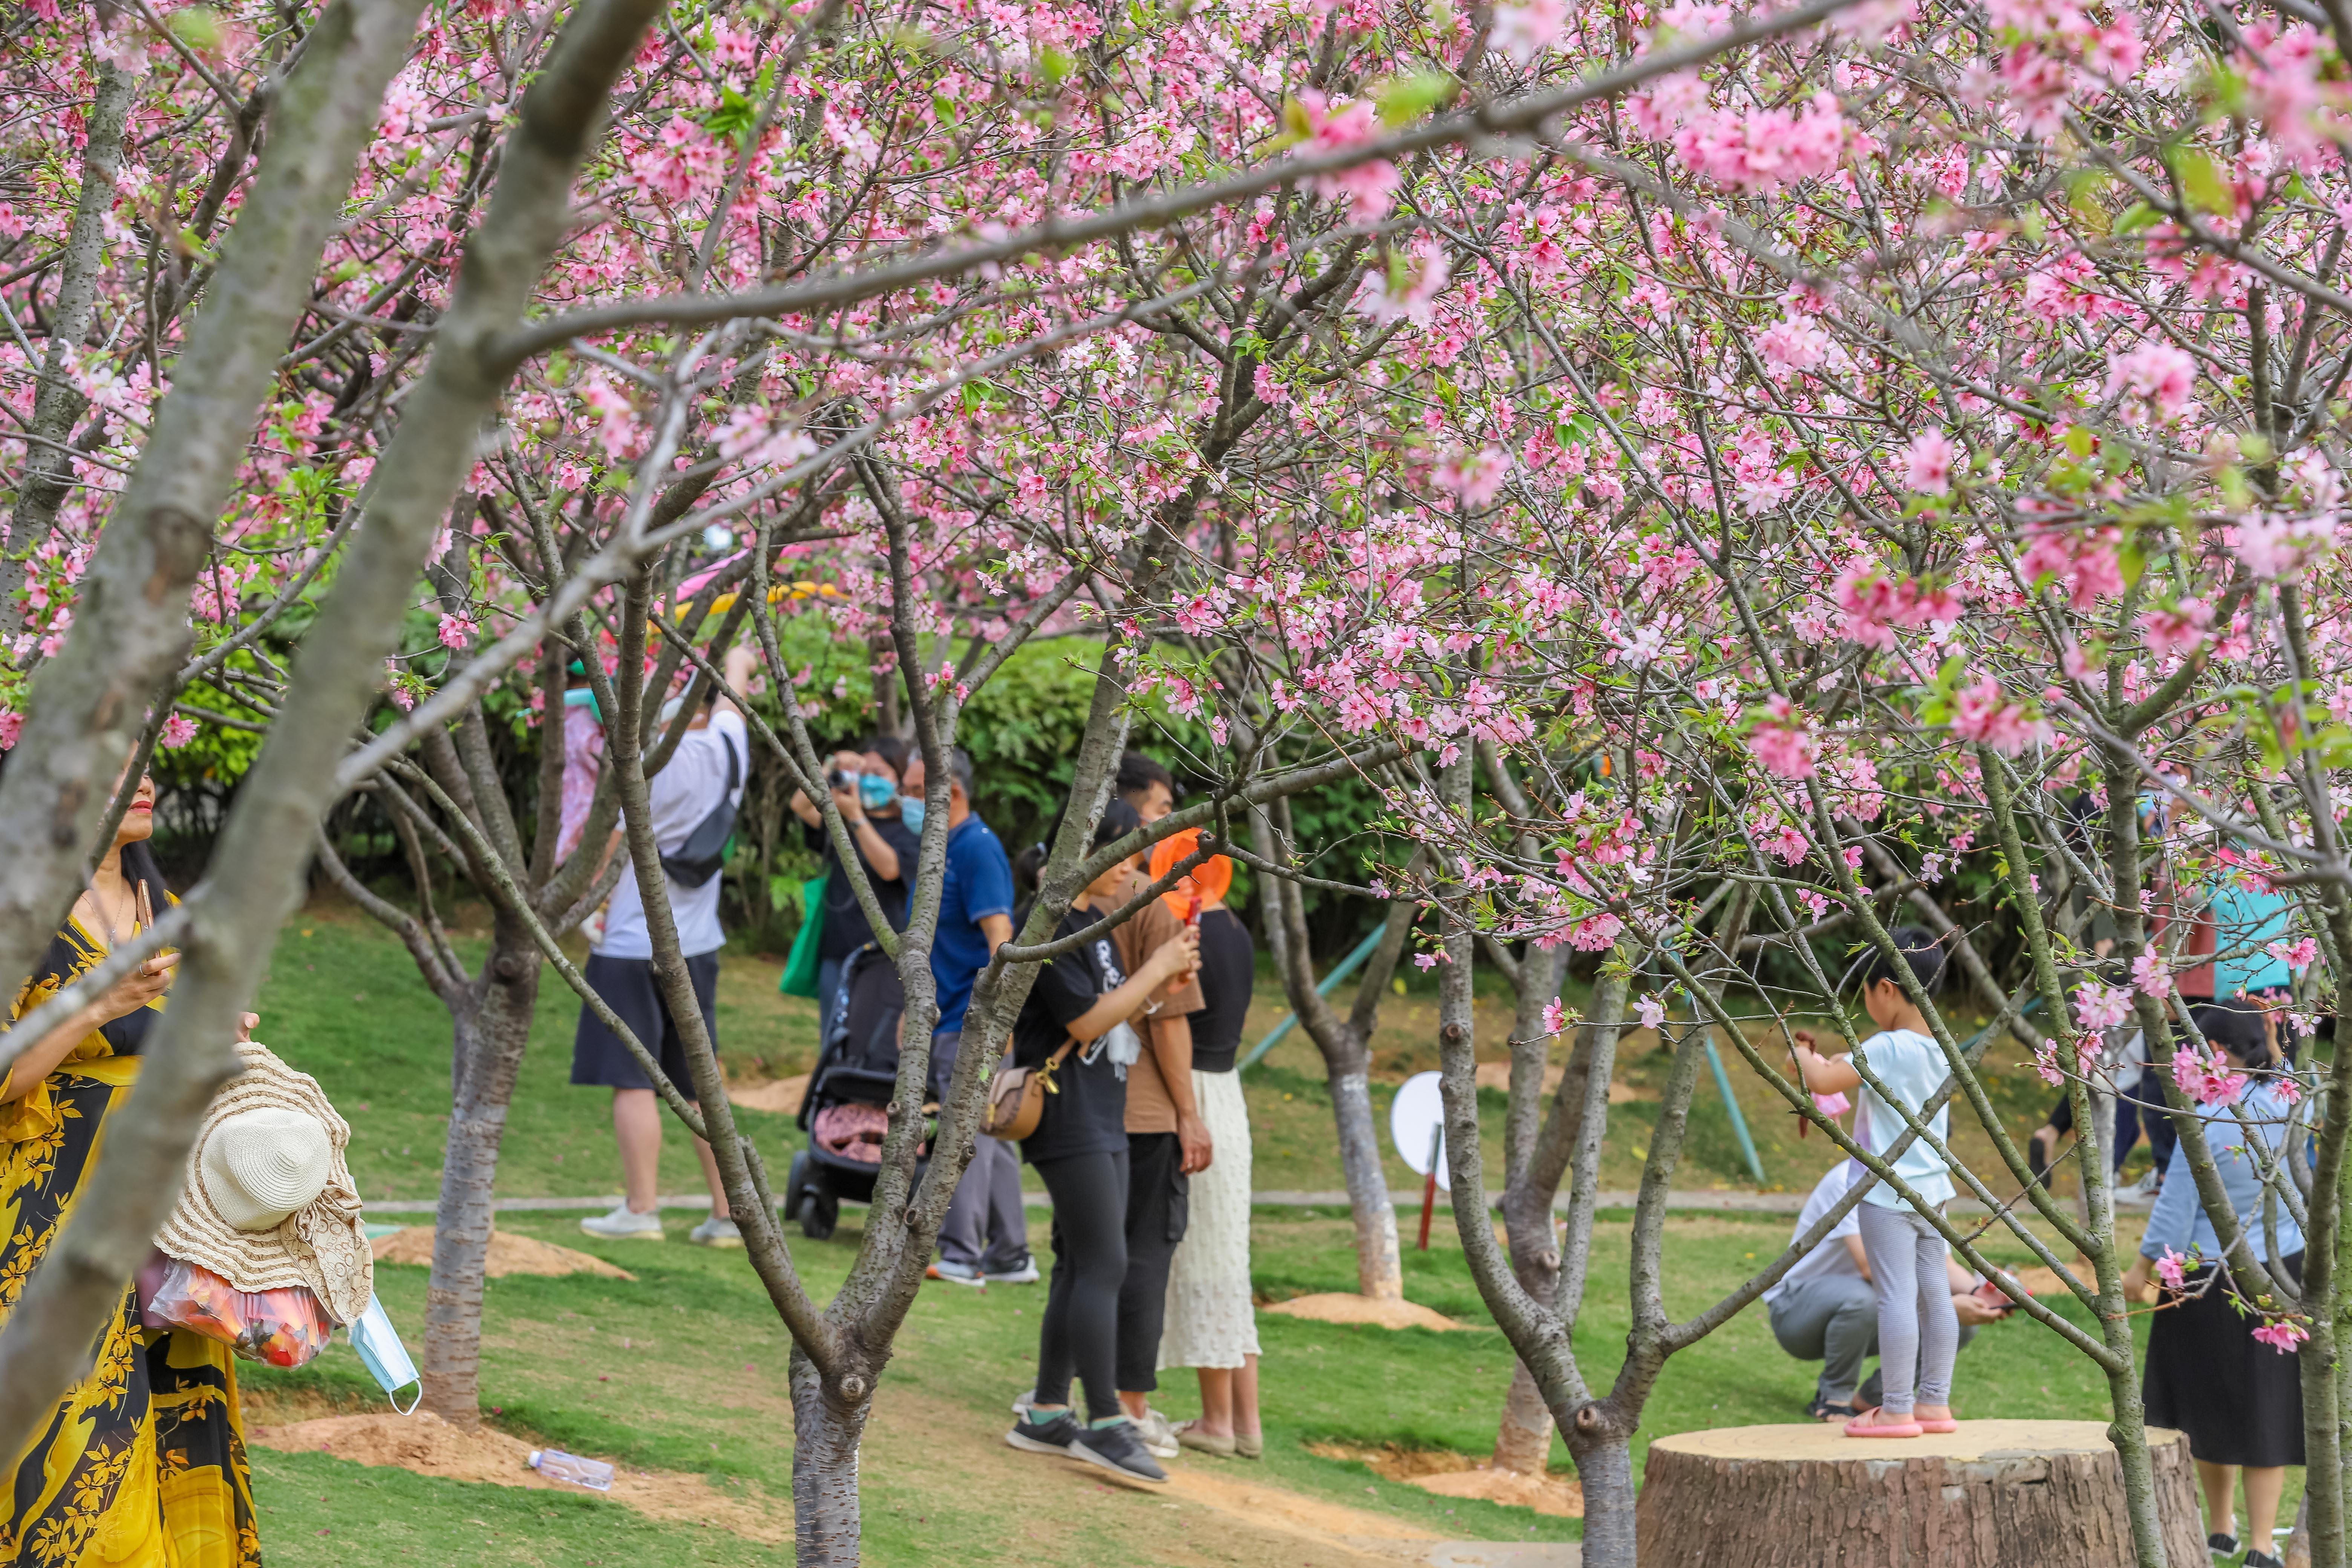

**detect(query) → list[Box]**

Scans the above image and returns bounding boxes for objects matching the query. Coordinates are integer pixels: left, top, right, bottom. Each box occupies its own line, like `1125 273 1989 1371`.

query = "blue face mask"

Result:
859 773 898 812
899 796 926 835
349 1298 421 1414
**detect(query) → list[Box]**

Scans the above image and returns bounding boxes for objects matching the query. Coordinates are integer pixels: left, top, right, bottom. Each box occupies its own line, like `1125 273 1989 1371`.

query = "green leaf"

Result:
2166 145 2234 218
2112 202 2161 236
165 6 225 51
1376 70 1452 126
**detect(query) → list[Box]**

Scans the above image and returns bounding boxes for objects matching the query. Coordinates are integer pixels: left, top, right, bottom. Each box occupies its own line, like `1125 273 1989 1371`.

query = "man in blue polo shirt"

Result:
900 747 1031 1284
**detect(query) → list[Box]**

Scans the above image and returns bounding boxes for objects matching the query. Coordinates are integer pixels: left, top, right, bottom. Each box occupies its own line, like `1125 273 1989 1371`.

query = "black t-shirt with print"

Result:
1185 908 1255 1073
1014 906 1135 1164
809 815 921 962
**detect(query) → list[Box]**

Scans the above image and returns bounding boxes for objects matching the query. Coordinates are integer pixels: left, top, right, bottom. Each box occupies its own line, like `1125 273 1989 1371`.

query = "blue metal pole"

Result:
1239 925 1389 1073
1704 1033 1768 1184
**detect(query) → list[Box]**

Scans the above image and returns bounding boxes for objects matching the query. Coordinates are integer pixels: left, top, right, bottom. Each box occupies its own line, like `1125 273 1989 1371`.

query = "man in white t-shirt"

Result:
574 645 755 1246
1766 1156 2003 1419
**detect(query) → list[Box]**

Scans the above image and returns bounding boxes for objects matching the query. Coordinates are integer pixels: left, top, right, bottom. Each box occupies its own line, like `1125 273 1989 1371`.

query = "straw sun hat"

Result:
153 1041 373 1326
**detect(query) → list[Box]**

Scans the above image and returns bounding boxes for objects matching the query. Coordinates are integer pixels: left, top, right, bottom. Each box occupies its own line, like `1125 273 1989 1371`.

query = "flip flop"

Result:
1845 1410 1923 1438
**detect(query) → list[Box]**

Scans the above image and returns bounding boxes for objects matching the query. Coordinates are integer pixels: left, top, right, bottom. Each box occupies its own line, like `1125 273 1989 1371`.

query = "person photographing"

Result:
1793 927 1963 1438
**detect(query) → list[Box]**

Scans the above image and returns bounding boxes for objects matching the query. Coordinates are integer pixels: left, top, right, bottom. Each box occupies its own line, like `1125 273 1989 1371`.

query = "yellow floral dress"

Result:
0 913 258 1566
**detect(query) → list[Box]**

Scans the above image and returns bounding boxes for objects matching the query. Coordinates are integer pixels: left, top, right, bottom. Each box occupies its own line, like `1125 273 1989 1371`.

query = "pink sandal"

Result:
1844 1408 1923 1438
1915 1412 1959 1434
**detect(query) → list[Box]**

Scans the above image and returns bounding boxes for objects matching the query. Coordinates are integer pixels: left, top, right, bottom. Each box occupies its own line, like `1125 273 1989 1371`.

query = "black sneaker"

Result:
1006 1410 1082 1456
2245 1551 2285 1568
1068 1418 1169 1484
1805 1396 1861 1422
2208 1532 2240 1560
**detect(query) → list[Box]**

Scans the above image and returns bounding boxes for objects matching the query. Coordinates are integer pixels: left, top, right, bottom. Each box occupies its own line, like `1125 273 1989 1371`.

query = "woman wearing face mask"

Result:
3 772 265 1563
1004 798 1199 1484
790 735 920 1049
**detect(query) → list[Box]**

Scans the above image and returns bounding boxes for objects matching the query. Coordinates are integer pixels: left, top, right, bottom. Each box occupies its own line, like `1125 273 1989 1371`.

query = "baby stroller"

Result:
782 944 929 1239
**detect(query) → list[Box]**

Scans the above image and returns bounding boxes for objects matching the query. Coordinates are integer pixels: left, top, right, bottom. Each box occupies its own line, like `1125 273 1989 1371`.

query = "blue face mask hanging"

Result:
899 796 926 835
859 773 898 812
349 1297 422 1415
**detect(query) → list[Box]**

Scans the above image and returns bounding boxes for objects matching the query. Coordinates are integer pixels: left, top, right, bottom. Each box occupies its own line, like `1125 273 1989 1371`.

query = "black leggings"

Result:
1033 1148 1129 1423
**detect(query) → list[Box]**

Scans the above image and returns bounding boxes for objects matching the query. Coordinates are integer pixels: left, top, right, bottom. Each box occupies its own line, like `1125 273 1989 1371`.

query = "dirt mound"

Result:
1262 1292 1463 1331
248 1411 784 1543
1311 1443 1583 1518
1165 1464 1439 1545
369 1227 634 1281
727 1073 807 1115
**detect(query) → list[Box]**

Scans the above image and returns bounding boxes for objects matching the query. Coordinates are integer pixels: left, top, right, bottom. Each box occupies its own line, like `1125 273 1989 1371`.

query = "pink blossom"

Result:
2267 936 2320 969
436 612 476 651
1435 446 1511 506
1672 93 1845 194
1756 315 1831 380
1628 70 1708 137
1570 913 1625 951
1541 996 1568 1035
1491 0 1570 61
2154 1246 2189 1291
1766 823 1810 864
2030 1039 2065 1086
0 712 19 750
2138 598 2213 658
2132 952 2175 998
1748 695 1819 780
2254 1320 2310 1354
2104 343 2197 419
1949 677 2055 755
2230 515 2338 580
1253 364 1292 406
160 715 199 749
1297 92 1400 219
1635 995 1667 1030
2172 1045 2248 1107
1353 245 1451 326
2073 981 2134 1030
1902 429 1956 495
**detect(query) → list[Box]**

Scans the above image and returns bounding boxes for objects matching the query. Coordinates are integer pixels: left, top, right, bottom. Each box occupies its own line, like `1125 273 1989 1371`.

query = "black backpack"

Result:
658 729 741 888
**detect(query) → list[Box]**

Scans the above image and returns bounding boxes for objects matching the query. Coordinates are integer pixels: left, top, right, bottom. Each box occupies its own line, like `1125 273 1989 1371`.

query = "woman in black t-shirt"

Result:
1005 799 1197 1483
790 736 920 1046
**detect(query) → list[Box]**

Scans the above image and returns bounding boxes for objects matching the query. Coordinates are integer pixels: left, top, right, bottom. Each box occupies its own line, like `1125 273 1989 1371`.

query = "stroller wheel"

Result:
798 1185 838 1241
784 1150 811 1216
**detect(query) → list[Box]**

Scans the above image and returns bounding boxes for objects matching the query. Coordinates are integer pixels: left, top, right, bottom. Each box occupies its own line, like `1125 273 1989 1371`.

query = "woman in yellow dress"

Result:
0 773 259 1566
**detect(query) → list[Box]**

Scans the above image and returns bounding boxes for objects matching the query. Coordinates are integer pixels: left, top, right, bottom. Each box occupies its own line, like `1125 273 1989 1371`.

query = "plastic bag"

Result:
141 1257 334 1368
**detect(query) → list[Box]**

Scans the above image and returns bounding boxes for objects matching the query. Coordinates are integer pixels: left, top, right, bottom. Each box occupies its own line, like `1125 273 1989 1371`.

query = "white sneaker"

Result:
1134 1405 1181 1460
580 1201 664 1240
927 1259 985 1287
2134 1168 2163 1196
689 1216 743 1247
985 1256 1041 1284
1011 1387 1036 1418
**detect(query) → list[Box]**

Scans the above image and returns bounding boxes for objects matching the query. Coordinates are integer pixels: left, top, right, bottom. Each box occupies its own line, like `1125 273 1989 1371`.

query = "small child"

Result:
1795 925 1959 1438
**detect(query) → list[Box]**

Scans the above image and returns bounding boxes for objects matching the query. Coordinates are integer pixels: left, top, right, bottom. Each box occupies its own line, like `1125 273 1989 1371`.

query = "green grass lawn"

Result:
235 902 2215 1565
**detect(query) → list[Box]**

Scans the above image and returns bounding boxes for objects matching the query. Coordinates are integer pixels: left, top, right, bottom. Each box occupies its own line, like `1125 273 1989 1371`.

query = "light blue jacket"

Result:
2138 1080 2306 1263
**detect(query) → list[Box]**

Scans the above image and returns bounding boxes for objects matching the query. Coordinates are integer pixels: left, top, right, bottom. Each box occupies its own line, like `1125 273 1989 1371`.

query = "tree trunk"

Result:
420 927 542 1426
1329 1064 1403 1300
1492 1360 1554 1474
790 1344 873 1567
1571 1419 1637 1568
1635 1421 2207 1568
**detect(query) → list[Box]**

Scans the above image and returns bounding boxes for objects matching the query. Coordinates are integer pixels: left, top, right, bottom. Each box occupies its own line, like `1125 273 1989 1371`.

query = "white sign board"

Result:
1389 1070 1449 1192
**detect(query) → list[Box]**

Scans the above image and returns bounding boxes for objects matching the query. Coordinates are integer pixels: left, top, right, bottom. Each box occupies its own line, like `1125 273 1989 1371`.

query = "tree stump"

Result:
1637 1421 2206 1567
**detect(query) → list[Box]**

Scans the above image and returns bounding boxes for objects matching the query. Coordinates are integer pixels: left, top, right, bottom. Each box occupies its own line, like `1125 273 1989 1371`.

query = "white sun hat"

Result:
153 1041 374 1326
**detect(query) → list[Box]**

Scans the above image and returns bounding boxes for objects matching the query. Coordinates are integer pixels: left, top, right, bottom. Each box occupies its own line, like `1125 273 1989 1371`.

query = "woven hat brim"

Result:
153 1042 374 1326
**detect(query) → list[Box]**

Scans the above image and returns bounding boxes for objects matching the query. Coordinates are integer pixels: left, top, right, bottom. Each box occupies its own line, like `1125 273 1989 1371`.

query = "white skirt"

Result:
1159 1068 1260 1369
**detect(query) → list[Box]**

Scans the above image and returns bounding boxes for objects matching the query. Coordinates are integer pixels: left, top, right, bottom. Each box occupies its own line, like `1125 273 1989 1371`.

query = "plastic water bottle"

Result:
528 1449 614 1491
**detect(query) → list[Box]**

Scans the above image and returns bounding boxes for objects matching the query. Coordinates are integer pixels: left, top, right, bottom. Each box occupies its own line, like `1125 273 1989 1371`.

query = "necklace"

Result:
81 876 133 945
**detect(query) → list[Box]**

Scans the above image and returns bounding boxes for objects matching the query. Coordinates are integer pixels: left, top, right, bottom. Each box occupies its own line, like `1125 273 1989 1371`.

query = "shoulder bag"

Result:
983 1037 1078 1142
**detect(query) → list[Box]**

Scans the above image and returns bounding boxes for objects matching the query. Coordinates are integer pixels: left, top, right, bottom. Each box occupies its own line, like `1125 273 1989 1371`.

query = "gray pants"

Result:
1770 1272 1976 1408
1855 1202 1961 1415
937 1032 1028 1273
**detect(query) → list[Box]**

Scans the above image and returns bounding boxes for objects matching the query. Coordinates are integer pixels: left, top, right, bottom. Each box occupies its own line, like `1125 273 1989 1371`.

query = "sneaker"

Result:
2134 1167 2163 1197
1133 1406 1180 1460
927 1259 985 1287
1805 1397 1862 1423
2208 1530 2240 1559
688 1215 743 1248
580 1201 663 1240
1011 1387 1036 1418
1069 1418 1169 1484
985 1256 1041 1284
2245 1551 2286 1568
1007 1410 1082 1456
